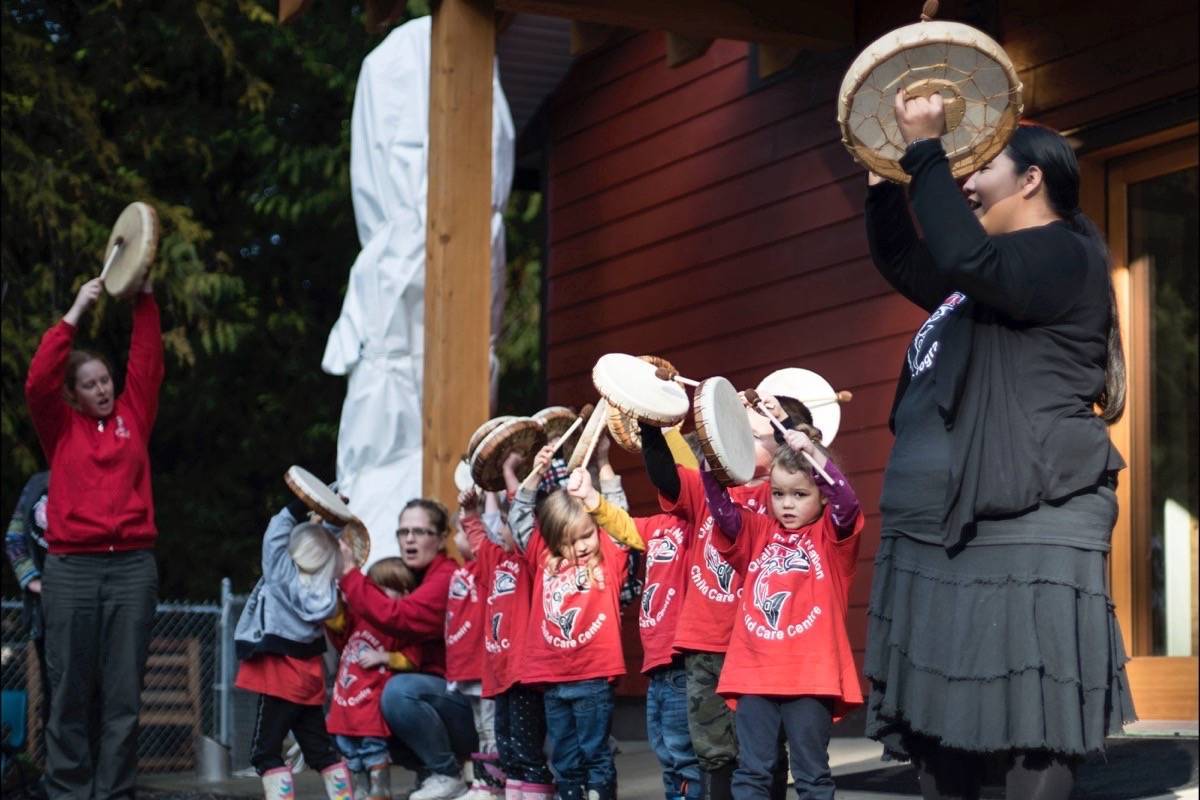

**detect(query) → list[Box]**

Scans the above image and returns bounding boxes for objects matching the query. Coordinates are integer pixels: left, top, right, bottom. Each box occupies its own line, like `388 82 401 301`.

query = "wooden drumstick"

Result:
796 390 854 409
577 399 608 470
654 367 699 387
99 239 123 283
553 414 586 453
743 389 834 484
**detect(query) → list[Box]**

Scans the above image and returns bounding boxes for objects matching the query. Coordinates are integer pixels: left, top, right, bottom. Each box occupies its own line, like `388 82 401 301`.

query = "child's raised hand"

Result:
502 451 524 477
783 428 815 455
357 647 390 669
566 467 600 511
531 444 556 475
757 391 787 422
458 487 479 513
595 429 612 465
337 538 356 577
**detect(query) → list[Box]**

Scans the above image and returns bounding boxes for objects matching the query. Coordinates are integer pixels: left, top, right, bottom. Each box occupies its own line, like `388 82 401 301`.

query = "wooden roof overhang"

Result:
279 0 854 508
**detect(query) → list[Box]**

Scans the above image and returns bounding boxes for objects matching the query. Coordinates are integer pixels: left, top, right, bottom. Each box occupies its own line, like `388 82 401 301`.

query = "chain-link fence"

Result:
1 581 236 775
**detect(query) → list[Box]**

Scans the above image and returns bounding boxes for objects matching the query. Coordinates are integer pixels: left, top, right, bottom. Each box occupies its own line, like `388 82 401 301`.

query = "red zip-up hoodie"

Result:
24 294 163 554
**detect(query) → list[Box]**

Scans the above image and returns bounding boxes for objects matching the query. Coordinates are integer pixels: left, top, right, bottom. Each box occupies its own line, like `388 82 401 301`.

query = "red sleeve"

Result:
523 526 547 568
824 507 865 580
658 466 701 521
340 556 453 645
712 509 771 573
121 293 164 431
463 513 488 553
24 320 76 458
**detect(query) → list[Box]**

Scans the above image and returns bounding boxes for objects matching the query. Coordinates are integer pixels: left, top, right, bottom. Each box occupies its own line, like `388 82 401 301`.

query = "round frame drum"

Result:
837 20 1022 183
471 417 548 492
285 465 354 524
694 377 756 487
567 399 610 471
102 202 160 299
592 353 689 427
756 368 842 445
467 416 515 460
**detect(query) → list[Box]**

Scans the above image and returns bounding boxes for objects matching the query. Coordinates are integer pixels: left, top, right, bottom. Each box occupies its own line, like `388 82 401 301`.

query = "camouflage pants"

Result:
684 651 737 771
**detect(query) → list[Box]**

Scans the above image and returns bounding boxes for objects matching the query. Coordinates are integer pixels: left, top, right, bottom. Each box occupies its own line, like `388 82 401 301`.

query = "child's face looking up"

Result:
560 518 600 562
770 465 825 530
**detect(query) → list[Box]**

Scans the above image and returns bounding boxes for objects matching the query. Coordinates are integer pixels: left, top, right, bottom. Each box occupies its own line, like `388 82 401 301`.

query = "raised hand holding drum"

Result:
837 4 1022 183
101 202 160 299
284 465 370 567
694 377 756 487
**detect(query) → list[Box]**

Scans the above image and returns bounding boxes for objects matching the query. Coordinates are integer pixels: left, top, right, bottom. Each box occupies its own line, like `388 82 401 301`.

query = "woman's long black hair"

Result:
1005 125 1127 424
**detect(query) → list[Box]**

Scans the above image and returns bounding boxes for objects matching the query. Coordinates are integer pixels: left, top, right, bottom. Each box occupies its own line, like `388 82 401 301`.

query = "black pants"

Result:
250 693 341 774
42 550 157 800
494 686 554 785
733 696 834 800
914 747 1076 800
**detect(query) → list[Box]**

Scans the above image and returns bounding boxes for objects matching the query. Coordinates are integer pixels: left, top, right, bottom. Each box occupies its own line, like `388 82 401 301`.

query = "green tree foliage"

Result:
1 0 399 598
496 190 543 415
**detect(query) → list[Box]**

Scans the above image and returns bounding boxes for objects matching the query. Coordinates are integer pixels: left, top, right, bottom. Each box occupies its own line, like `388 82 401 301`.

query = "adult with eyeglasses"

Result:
337 497 477 800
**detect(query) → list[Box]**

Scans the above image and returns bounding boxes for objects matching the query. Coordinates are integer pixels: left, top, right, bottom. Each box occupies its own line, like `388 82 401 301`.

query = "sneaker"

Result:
410 774 468 800
460 783 501 800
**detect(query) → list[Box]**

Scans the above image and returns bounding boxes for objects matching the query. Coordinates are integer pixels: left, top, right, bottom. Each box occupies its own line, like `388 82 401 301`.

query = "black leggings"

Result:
915 747 1076 800
250 693 341 774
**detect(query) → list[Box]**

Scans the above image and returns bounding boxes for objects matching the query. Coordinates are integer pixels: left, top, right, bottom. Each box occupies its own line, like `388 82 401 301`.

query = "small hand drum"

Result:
471 417 548 492
694 377 756 487
284 465 370 567
592 353 690 428
101 202 160 299
467 416 515 460
605 355 680 453
837 11 1023 183
756 368 842 445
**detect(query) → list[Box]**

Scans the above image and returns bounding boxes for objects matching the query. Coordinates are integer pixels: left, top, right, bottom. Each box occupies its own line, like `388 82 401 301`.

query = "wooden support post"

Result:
665 32 713 67
424 0 495 512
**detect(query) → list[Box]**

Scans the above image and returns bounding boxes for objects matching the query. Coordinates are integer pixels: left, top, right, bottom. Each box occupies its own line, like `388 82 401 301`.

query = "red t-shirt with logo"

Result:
445 561 485 683
467 519 532 697
326 607 424 737
635 513 690 673
519 527 629 685
663 466 771 654
713 505 864 719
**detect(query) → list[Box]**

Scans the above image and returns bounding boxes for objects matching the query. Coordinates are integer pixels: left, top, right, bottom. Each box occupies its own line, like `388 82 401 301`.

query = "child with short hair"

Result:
234 498 355 800
703 426 864 800
510 448 645 800
326 556 421 799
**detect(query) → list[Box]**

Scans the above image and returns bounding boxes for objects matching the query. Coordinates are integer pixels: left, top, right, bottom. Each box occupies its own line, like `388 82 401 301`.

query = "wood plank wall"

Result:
541 0 1197 695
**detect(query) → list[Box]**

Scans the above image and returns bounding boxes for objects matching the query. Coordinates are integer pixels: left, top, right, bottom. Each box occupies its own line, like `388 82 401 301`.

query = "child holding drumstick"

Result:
510 448 645 800
702 426 864 800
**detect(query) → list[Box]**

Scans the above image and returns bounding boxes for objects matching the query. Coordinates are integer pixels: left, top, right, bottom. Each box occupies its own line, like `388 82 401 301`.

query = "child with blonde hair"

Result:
234 496 355 799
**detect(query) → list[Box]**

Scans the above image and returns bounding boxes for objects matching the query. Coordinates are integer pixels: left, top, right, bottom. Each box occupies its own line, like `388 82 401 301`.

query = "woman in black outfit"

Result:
861 91 1136 800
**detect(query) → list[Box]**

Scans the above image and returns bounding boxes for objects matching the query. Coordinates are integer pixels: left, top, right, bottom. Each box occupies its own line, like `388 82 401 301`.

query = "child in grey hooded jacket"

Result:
234 499 354 800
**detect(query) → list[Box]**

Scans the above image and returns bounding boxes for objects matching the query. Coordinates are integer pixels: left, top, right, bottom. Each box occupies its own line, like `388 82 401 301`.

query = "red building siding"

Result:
541 0 1196 695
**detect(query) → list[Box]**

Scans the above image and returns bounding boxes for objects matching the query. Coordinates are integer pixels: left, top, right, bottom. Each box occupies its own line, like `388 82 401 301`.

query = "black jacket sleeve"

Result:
865 180 951 312
639 423 680 503
901 140 1088 323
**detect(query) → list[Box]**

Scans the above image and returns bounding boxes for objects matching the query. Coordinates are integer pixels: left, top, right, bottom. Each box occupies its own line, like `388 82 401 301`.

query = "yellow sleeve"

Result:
324 601 347 633
590 497 644 551
664 427 698 469
388 652 416 671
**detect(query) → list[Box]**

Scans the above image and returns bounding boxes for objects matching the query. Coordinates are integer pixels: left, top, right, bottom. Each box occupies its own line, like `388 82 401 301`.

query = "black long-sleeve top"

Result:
866 139 1124 550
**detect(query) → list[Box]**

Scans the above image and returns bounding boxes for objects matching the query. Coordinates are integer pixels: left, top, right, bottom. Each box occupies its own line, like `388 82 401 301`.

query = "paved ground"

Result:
130 732 1197 800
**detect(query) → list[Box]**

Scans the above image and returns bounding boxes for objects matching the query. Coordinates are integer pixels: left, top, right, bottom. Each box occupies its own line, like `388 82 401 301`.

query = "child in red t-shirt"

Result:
510 448 644 800
448 500 507 800
326 557 421 798
702 426 864 800
233 499 355 799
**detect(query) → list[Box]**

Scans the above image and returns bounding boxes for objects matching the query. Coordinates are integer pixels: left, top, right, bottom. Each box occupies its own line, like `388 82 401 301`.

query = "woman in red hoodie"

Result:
24 274 163 799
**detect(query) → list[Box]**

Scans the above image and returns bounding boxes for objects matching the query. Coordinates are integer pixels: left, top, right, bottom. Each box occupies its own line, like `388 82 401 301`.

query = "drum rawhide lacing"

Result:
837 0 1023 183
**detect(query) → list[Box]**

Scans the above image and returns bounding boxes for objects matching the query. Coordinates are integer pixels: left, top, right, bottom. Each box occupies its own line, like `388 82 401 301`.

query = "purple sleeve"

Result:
813 459 860 540
701 467 742 540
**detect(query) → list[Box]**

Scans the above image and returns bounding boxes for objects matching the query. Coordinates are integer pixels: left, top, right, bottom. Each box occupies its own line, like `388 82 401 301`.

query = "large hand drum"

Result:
605 355 680 453
471 417 548 492
467 416 515 460
694 377 756 487
592 353 690 428
101 202 160 299
837 9 1023 183
756 368 843 445
284 465 370 567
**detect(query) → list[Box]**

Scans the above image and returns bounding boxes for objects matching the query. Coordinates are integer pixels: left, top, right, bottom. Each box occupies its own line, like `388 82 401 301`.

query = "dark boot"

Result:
702 765 735 800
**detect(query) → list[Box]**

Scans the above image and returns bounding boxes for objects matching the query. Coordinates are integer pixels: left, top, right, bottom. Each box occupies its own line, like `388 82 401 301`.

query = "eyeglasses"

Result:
396 527 439 539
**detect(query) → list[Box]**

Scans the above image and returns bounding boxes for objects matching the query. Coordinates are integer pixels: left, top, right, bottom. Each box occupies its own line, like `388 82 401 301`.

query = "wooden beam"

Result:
495 0 852 50
665 32 713 68
570 21 617 55
757 44 800 79
424 0 495 513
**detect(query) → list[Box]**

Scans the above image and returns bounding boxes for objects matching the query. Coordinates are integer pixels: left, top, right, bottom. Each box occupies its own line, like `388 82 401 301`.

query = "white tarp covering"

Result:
322 15 515 563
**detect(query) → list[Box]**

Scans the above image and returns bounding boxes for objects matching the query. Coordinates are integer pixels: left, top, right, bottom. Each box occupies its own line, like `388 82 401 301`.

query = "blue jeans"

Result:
733 695 834 800
647 667 701 800
379 672 478 777
543 679 615 800
335 734 391 772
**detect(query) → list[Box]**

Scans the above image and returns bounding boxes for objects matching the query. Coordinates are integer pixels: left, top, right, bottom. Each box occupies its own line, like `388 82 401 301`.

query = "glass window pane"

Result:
1128 165 1200 657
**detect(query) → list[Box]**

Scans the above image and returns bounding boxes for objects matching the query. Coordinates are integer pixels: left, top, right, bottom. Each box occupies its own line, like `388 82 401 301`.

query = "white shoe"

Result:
460 782 501 800
410 774 468 800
